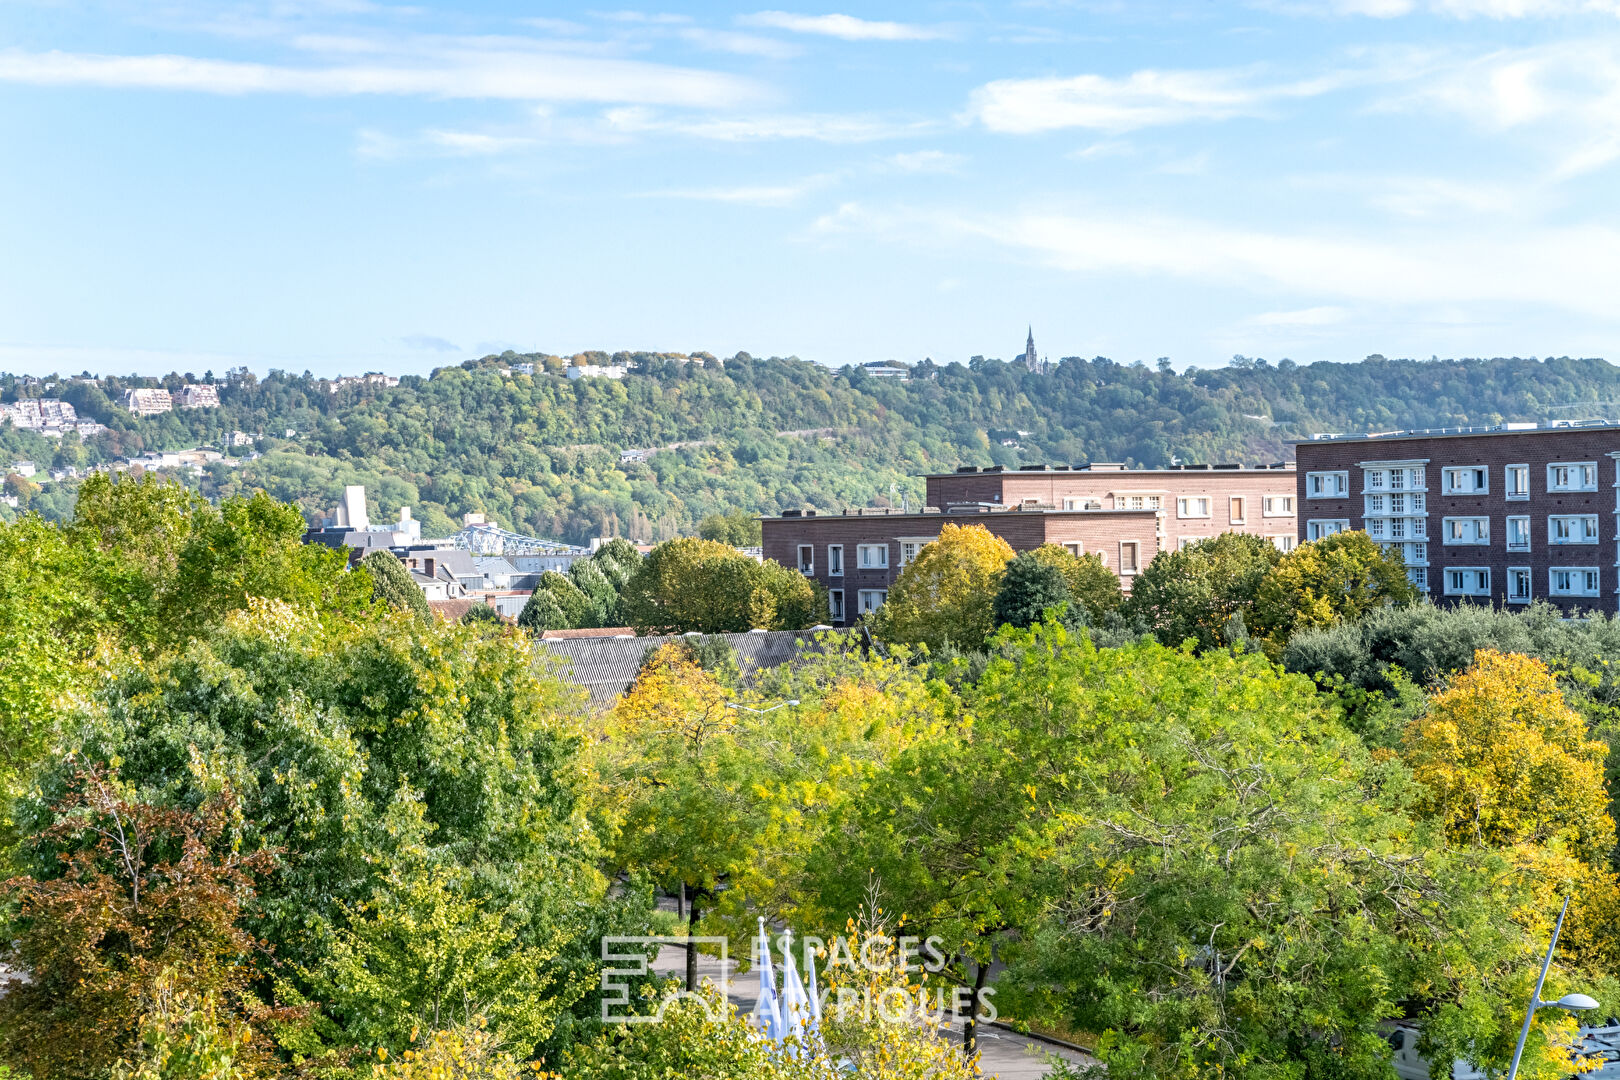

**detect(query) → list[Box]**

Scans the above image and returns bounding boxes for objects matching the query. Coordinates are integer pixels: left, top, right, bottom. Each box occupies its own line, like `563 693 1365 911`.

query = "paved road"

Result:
648 943 1090 1079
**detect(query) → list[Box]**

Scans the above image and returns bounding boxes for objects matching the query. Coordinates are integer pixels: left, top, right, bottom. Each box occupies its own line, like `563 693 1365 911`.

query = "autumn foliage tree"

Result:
1253 530 1419 647
0 768 285 1080
874 523 1013 651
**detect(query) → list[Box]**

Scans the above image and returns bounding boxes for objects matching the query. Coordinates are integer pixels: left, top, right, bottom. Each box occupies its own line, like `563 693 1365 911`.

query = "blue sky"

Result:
3 0 1620 377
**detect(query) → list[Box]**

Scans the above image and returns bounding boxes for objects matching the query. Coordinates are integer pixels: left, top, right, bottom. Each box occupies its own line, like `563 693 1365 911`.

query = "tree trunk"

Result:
685 892 702 992
677 880 685 921
962 960 990 1057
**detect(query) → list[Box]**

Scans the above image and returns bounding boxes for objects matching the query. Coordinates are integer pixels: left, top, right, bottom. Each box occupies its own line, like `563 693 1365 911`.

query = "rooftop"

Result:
923 461 1293 478
1294 419 1620 444
768 505 1158 521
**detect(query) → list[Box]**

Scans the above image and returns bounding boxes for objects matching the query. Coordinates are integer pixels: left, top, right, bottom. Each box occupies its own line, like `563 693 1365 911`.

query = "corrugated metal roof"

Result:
536 630 830 708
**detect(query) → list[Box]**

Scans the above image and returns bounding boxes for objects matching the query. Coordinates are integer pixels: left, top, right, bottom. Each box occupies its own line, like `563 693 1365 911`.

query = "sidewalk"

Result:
649 943 1090 1079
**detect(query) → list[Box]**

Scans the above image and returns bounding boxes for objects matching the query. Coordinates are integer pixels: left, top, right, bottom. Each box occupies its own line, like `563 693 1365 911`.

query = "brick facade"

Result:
924 463 1300 555
1294 425 1620 614
761 507 1158 627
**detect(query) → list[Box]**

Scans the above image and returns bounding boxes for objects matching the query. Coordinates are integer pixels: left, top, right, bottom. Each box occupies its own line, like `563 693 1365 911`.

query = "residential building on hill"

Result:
177 383 220 408
924 461 1299 555
121 388 172 415
1294 420 1620 613
3 398 80 435
566 364 628 380
762 504 1158 627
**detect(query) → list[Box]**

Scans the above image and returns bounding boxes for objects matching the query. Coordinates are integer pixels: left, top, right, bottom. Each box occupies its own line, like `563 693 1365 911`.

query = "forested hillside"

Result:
3 351 1618 543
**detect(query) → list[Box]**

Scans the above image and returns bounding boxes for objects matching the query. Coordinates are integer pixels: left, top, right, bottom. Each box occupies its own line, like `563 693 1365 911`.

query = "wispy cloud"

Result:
1248 306 1350 326
883 149 965 172
811 203 1620 319
966 65 1376 134
647 172 842 206
602 105 929 141
1273 0 1620 15
0 44 763 108
676 27 802 58
737 11 945 41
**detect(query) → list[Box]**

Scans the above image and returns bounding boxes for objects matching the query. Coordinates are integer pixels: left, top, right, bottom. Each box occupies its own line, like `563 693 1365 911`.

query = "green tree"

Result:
540 570 592 629
591 540 642 590
619 538 821 634
993 550 1075 630
1254 530 1420 646
518 589 568 633
1029 543 1122 625
1123 532 1281 651
697 510 762 547
362 548 431 619
873 523 1013 651
569 558 620 626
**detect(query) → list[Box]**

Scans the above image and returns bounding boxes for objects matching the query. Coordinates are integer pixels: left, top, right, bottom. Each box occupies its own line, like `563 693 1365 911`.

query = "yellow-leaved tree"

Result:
1403 649 1620 974
873 523 1013 651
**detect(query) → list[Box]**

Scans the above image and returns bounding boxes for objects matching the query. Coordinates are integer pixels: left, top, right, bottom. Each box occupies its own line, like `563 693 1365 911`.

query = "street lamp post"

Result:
1506 896 1600 1080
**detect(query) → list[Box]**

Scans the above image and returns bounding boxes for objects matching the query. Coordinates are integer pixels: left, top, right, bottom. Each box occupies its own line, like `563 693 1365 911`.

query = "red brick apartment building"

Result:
760 461 1299 627
1293 422 1620 613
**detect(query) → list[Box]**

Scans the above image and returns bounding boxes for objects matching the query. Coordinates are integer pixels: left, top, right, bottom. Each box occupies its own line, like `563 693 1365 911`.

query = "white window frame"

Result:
1229 496 1247 525
1507 566 1532 604
796 544 814 575
1177 536 1202 551
1442 466 1489 495
1549 566 1602 597
1063 541 1083 557
1176 496 1211 519
900 541 920 567
1409 566 1429 591
1549 515 1600 545
857 588 887 614
1306 519 1350 541
1548 462 1599 493
856 543 888 569
1307 471 1349 499
828 588 845 622
1506 515 1531 552
1443 567 1491 597
1262 495 1295 516
1441 516 1490 546
1119 540 1142 575
827 544 843 577
1062 497 1080 511
1505 464 1530 501
1270 534 1296 553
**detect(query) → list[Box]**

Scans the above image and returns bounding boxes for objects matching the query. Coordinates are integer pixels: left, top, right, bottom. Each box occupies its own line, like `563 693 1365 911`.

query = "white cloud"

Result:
602 105 928 141
811 203 1620 320
884 149 964 172
676 28 802 59
738 11 944 41
1248 306 1351 326
647 173 841 206
0 44 762 108
1274 0 1620 14
967 66 1366 134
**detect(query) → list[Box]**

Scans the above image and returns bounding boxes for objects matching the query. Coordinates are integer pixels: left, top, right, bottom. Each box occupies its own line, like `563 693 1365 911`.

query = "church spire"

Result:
1024 326 1039 370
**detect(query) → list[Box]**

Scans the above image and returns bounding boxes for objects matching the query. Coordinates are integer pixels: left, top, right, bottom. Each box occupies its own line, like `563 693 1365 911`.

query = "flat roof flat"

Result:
1290 419 1619 445
763 506 1160 522
921 461 1293 478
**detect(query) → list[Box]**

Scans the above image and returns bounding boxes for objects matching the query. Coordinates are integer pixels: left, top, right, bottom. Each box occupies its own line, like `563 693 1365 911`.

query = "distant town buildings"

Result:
9 460 36 478
566 364 629 381
860 362 910 379
1 398 102 437
328 373 400 392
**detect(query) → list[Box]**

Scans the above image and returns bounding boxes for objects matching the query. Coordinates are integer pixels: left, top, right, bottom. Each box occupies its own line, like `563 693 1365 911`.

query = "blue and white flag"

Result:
752 917 784 1040
779 928 810 1047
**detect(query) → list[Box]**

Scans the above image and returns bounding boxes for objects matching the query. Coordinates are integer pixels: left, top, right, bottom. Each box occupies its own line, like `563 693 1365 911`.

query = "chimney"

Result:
424 557 436 578
339 485 369 530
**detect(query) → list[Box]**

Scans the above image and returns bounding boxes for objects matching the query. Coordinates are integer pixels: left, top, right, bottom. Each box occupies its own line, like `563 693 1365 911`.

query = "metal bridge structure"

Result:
450 521 580 556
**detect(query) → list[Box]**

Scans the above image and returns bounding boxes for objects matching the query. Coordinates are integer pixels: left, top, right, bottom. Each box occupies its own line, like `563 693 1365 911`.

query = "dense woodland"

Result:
4 351 1620 543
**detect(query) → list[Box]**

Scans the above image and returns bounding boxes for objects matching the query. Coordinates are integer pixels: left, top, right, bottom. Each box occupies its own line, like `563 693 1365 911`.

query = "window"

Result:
1063 542 1083 557
1364 466 1426 493
1506 516 1531 552
1178 536 1202 550
828 589 845 622
1263 496 1295 516
1550 567 1602 597
1229 497 1247 524
856 543 888 569
1442 466 1489 495
1409 566 1429 590
1119 495 1161 510
1444 567 1491 597
1506 464 1530 500
900 541 920 567
796 544 814 575
1442 517 1490 545
857 589 887 614
1548 462 1599 492
1271 535 1297 553
1550 515 1600 545
827 544 843 576
1368 518 1386 538
1062 497 1080 510
1507 567 1532 604
1307 471 1349 498
1119 541 1141 574
1176 496 1211 518
1307 519 1350 541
